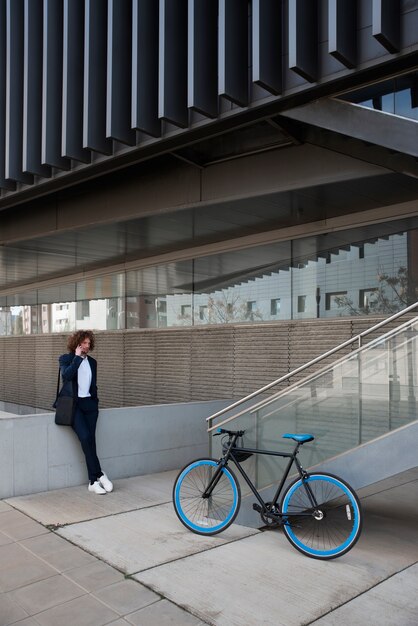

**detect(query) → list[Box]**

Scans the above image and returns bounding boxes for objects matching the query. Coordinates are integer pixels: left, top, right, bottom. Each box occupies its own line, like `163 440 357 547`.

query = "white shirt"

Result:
77 357 92 397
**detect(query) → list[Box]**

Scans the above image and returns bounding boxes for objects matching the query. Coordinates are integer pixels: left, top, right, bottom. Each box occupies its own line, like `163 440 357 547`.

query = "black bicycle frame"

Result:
203 434 317 519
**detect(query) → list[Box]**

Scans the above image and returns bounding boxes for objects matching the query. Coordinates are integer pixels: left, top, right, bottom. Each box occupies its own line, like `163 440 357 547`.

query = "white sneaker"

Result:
98 472 113 493
88 480 107 495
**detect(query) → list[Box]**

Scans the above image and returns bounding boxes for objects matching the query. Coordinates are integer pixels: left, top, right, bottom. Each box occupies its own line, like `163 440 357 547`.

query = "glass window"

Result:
1 218 417 334
326 292 348 311
359 288 378 310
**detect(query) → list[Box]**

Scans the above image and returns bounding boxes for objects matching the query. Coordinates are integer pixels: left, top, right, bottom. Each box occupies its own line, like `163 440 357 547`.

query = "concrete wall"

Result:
0 399 229 499
236 420 418 528
0 315 406 411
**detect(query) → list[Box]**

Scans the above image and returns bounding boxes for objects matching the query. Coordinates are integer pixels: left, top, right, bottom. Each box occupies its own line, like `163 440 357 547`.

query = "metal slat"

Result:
23 0 51 177
219 0 248 106
42 0 70 170
0 0 14 190
107 0 135 145
252 0 282 95
188 0 218 118
132 0 159 136
328 0 357 69
5 0 33 184
158 0 188 128
372 0 400 53
132 0 160 137
62 0 90 163
289 0 318 83
83 0 112 155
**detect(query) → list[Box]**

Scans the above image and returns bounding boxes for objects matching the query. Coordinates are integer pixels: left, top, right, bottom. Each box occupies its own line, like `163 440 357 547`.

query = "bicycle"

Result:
173 428 362 559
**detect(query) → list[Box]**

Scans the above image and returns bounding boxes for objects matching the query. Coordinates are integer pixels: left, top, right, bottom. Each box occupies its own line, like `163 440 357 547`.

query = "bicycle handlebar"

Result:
214 428 245 437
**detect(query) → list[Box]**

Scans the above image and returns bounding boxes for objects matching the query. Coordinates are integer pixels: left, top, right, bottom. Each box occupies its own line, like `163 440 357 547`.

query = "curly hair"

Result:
67 330 95 352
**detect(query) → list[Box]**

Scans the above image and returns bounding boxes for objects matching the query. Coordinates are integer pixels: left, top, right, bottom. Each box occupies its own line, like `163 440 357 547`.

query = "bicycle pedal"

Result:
252 503 262 513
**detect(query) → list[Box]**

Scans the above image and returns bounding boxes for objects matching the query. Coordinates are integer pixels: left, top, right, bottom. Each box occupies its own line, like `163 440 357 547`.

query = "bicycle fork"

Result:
202 463 225 499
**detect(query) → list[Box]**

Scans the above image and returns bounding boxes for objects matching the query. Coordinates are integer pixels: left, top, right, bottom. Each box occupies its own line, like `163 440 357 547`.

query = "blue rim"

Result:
282 474 360 557
174 459 239 534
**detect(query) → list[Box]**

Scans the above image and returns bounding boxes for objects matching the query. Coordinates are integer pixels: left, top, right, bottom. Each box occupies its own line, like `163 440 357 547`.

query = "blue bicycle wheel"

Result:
281 473 362 559
173 458 241 535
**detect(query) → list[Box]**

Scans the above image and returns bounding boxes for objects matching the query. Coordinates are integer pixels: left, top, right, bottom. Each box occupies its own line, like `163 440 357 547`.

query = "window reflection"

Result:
0 222 416 335
340 70 418 122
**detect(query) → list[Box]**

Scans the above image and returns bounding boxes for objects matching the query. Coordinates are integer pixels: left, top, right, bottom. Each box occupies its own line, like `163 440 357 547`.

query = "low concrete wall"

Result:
0 399 229 499
236 420 418 527
311 419 418 490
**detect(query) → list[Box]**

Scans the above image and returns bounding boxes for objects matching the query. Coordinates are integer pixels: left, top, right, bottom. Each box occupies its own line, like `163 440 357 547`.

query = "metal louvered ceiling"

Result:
0 0 416 208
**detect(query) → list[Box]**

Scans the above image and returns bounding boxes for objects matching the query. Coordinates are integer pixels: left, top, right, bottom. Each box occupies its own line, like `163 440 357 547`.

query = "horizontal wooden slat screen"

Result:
0 316 410 410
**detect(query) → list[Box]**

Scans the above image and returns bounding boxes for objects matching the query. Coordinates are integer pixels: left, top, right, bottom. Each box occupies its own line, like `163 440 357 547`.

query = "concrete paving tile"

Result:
92 579 159 614
134 525 418 626
312 564 418 625
38 544 98 573
6 470 177 526
0 592 29 625
21 532 97 572
126 599 207 626
0 560 56 594
33 595 119 626
58 502 259 574
64 560 124 592
0 531 13 547
0 510 48 541
0 543 44 571
10 574 86 615
20 532 71 556
0 502 11 514
9 619 40 626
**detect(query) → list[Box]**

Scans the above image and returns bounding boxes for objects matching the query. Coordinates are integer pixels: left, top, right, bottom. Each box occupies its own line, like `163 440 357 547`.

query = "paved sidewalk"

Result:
1 468 417 625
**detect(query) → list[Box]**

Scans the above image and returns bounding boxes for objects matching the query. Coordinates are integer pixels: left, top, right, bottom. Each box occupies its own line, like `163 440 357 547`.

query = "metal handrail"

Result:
206 301 418 431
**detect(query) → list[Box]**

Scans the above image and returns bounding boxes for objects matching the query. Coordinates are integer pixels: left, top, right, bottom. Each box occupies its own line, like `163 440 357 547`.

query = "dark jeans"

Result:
72 397 102 484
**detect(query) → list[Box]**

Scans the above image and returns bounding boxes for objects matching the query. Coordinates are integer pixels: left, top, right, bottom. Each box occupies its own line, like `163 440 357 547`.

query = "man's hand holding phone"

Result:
75 345 85 358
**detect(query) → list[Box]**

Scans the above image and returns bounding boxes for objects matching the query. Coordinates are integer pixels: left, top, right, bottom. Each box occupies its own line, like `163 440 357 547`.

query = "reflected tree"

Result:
335 266 418 315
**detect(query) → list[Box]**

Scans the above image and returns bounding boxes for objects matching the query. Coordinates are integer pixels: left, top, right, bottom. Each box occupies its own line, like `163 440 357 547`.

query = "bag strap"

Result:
56 368 61 400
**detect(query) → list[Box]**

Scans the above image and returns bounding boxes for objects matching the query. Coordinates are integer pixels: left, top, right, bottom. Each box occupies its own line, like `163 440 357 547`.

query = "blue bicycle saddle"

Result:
282 433 315 443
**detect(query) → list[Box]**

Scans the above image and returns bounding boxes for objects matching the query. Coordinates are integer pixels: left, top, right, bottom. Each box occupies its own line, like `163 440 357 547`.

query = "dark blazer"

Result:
57 353 98 402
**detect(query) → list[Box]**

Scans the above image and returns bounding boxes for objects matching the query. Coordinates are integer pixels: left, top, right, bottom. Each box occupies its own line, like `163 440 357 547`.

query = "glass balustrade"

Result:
210 318 418 492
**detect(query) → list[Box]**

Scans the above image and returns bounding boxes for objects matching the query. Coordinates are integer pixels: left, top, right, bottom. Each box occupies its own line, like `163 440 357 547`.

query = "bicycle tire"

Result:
173 458 241 535
281 472 362 559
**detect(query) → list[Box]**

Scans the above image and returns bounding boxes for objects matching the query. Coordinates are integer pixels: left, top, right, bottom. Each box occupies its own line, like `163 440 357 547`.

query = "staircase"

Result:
206 303 418 526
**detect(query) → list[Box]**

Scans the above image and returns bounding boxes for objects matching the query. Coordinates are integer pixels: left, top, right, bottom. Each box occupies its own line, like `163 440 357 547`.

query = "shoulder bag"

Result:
54 368 74 426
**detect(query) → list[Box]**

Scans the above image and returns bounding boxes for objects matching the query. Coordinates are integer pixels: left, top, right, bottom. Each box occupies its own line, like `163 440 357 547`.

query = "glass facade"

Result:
0 218 417 335
341 70 418 122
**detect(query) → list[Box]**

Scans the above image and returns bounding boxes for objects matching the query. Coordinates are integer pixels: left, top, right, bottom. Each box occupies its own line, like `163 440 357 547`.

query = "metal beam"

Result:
281 98 418 158
132 0 160 137
62 0 90 163
23 0 51 177
219 0 248 106
372 0 400 54
84 0 112 155
159 0 188 127
0 0 15 189
188 0 218 117
289 0 318 83
5 0 33 184
328 0 357 69
107 0 135 145
252 0 282 95
42 0 70 170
